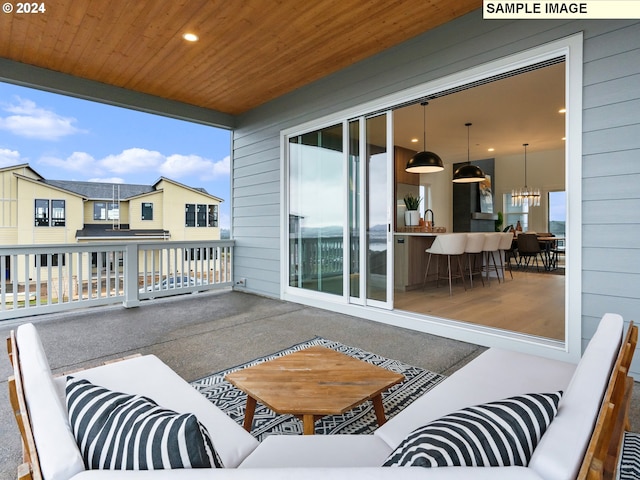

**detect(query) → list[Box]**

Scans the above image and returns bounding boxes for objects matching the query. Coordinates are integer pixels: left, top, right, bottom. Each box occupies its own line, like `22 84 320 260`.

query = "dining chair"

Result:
517 233 546 271
423 233 468 296
497 232 516 281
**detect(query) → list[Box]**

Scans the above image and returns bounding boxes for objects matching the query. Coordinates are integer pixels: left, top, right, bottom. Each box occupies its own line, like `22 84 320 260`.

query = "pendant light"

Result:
452 122 485 183
511 143 541 207
405 102 444 173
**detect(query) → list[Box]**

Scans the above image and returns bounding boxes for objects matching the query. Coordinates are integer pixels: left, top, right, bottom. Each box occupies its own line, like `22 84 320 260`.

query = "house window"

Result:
107 203 119 220
94 202 106 220
35 199 64 227
142 202 153 220
94 202 119 220
91 252 107 268
548 191 566 236
34 199 49 226
197 204 207 227
504 193 529 231
185 204 196 226
38 253 66 267
208 205 218 227
52 200 65 226
186 203 218 227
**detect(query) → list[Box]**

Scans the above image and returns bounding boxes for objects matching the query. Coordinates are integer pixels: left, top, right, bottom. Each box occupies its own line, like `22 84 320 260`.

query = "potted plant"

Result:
495 211 504 232
403 193 422 226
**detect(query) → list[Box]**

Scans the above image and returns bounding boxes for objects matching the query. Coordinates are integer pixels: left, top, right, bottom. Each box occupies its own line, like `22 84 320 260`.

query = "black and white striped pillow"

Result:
66 376 223 470
383 391 562 467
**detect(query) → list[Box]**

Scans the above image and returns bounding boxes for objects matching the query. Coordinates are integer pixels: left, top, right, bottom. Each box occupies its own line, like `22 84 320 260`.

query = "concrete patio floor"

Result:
0 289 638 479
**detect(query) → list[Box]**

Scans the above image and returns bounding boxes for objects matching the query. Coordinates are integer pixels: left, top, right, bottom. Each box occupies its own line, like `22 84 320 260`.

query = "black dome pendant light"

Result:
405 101 444 174
452 122 485 183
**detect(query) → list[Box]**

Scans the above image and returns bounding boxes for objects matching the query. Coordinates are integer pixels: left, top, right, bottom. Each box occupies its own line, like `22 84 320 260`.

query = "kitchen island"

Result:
393 232 438 291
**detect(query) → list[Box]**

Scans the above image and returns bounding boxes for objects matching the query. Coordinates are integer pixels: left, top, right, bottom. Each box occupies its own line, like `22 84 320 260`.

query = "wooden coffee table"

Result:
225 346 404 435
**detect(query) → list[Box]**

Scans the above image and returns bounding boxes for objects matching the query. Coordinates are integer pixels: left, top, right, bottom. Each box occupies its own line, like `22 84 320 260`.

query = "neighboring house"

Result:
0 163 222 282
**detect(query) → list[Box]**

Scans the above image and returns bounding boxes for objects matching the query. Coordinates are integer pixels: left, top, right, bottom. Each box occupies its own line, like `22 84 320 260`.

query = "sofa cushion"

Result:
66 376 223 470
53 354 259 468
375 347 575 450
238 434 393 468
16 323 85 480
528 313 624 480
383 392 562 467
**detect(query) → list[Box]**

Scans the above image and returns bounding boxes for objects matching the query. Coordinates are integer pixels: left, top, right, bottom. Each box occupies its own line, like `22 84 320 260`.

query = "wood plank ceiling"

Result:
0 0 481 115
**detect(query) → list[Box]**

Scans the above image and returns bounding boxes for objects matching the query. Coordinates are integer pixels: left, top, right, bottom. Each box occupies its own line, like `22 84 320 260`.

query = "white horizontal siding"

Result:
232 11 640 375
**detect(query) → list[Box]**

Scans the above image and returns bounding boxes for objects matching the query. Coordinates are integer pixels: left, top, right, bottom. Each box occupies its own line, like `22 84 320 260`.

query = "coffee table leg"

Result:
302 414 315 435
243 395 257 432
372 394 387 426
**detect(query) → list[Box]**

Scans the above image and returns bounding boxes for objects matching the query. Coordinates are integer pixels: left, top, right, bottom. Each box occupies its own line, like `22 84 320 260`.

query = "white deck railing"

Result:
0 240 234 320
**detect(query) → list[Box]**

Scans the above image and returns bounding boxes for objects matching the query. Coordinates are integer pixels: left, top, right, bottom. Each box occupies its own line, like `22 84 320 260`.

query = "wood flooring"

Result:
394 267 565 341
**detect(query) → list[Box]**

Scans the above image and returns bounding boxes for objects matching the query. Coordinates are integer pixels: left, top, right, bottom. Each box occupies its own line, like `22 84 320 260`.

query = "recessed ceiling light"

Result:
558 108 566 114
182 33 199 42
562 137 566 141
410 138 419 143
488 148 495 152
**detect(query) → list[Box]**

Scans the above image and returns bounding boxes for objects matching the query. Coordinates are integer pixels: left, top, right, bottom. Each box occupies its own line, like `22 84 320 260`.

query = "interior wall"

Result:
420 167 453 232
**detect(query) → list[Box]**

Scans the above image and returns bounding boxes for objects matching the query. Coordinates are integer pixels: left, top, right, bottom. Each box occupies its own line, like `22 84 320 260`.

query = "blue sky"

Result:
0 82 232 228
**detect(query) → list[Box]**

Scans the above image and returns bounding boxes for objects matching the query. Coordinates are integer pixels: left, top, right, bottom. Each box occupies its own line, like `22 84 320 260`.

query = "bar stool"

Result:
497 232 516 281
464 233 485 288
482 233 502 285
423 233 468 296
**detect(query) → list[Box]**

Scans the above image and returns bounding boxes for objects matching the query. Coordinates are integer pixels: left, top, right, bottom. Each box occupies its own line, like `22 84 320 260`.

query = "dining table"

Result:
537 236 565 271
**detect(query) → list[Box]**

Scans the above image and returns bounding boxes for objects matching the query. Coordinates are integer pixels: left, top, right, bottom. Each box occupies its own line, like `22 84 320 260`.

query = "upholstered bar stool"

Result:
497 232 516 281
482 232 502 285
423 233 468 296
464 233 485 288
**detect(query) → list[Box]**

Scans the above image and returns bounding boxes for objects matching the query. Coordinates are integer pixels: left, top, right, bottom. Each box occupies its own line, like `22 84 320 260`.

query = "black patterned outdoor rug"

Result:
190 337 445 441
618 431 640 480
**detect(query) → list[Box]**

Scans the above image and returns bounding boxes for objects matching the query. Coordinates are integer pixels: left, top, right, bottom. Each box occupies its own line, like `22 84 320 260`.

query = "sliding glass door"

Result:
288 125 344 294
288 113 393 308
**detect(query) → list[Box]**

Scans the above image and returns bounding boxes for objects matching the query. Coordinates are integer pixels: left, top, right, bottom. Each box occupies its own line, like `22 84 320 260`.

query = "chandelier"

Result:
511 143 540 207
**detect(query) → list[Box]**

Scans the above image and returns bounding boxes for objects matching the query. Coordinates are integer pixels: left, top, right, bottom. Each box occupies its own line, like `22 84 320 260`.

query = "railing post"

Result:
122 244 140 308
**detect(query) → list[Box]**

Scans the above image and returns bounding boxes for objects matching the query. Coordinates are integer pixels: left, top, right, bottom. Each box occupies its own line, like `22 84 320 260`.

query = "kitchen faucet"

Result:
425 209 435 227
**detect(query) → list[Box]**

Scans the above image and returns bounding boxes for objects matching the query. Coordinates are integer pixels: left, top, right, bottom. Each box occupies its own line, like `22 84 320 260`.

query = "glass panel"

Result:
288 124 344 295
208 205 218 227
142 202 153 220
366 114 388 302
34 199 49 226
52 200 65 226
197 204 207 227
548 191 566 236
107 202 119 220
504 193 529 231
349 120 360 299
94 202 106 220
185 204 196 226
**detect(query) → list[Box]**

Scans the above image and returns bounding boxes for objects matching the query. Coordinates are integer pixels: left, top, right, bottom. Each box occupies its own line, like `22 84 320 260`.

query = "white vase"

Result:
404 210 420 226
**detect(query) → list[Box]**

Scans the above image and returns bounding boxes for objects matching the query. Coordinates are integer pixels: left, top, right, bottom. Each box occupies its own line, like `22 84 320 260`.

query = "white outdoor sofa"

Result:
7 313 636 480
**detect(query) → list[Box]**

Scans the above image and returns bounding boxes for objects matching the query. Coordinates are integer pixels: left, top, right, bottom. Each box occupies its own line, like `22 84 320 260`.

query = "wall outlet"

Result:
235 278 246 287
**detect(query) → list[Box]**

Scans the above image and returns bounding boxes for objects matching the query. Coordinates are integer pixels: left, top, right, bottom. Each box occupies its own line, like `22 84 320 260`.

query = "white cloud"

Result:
37 148 229 182
0 148 23 167
87 177 125 183
0 97 84 140
40 151 95 171
160 154 229 180
99 148 165 174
